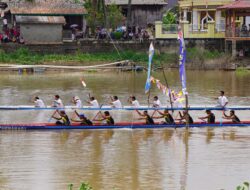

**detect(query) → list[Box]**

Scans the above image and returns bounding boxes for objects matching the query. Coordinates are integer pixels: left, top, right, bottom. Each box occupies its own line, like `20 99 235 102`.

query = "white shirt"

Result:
90 99 99 108
53 98 64 108
75 99 82 108
34 99 45 108
132 100 140 108
3 19 7 25
112 99 122 108
218 95 228 107
153 99 162 108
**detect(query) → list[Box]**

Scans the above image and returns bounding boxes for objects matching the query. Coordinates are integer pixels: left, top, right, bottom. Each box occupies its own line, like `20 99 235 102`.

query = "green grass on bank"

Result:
0 47 224 65
236 67 250 76
186 47 224 61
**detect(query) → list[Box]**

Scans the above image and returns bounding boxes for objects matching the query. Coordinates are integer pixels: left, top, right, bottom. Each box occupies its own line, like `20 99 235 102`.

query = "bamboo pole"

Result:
160 62 174 113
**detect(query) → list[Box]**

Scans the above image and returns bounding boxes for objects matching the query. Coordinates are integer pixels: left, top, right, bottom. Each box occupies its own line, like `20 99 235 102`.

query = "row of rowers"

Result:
52 109 241 126
34 95 160 108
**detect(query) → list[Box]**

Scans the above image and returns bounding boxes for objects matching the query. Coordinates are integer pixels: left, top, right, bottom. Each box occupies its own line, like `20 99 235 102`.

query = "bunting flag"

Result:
150 76 185 105
171 90 185 103
145 43 155 94
150 76 169 97
178 29 188 95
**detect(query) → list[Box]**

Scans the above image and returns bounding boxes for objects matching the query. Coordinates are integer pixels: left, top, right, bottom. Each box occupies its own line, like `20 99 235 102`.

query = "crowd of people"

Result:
32 91 241 126
0 26 24 43
0 11 24 43
94 25 153 41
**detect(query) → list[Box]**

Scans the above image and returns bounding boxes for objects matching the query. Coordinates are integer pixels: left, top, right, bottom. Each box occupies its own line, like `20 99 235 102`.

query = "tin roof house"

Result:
0 0 87 44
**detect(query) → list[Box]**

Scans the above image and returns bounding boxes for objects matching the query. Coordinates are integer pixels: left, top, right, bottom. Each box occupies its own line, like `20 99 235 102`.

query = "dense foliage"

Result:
85 0 124 32
162 8 178 25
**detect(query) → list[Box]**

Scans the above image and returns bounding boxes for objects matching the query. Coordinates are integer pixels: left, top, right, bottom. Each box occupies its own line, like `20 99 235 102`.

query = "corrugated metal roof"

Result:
16 16 65 24
218 0 250 10
0 0 86 15
105 0 168 5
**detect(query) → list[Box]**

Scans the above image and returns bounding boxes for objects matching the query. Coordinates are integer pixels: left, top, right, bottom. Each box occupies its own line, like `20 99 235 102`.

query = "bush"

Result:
113 31 123 40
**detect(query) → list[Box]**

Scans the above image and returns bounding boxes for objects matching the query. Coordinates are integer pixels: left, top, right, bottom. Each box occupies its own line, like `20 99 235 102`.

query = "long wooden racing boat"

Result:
0 105 250 111
1 121 250 130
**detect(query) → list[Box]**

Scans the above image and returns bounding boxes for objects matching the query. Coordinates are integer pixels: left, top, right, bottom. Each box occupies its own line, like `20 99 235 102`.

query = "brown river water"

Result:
0 70 250 190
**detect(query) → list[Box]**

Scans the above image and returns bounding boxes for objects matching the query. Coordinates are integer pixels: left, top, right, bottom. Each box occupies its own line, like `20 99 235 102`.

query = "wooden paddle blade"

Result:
81 80 87 87
81 78 87 87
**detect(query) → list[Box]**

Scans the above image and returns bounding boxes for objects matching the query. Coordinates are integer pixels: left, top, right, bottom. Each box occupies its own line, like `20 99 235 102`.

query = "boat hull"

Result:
1 122 250 130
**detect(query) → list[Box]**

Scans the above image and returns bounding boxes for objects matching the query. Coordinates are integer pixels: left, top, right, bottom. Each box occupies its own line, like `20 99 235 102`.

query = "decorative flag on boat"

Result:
145 42 155 94
178 28 188 95
150 76 169 96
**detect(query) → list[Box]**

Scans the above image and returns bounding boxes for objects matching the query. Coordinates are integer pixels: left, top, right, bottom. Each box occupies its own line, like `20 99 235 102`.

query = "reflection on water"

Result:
0 71 250 190
1 128 250 190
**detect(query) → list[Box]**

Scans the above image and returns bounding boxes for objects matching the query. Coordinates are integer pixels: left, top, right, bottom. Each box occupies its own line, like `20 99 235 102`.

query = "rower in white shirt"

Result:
86 96 99 108
72 96 82 108
217 91 228 108
129 96 140 108
110 96 122 108
152 96 162 108
52 95 64 108
34 96 45 108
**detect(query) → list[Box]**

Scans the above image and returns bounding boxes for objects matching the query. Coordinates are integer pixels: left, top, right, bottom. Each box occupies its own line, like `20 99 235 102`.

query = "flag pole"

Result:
178 25 189 128
147 55 153 108
160 62 174 113
147 89 151 108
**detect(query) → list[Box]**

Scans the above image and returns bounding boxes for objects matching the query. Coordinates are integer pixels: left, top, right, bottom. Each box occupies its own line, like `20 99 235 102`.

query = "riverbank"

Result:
0 47 235 71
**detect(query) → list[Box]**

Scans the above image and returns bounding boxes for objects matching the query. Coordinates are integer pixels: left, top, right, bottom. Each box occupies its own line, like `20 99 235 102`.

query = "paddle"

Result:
92 104 104 121
198 118 207 123
81 77 87 88
29 95 35 103
151 109 157 117
85 93 91 105
48 110 57 122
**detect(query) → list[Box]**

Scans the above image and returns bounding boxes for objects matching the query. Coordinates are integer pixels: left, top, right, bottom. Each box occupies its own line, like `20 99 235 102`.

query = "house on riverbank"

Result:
0 0 87 44
155 0 234 40
218 0 250 57
105 0 168 27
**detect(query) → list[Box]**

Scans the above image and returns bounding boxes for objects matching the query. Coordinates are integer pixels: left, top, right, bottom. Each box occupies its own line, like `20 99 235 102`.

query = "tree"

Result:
107 4 124 29
162 10 177 25
85 0 123 33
